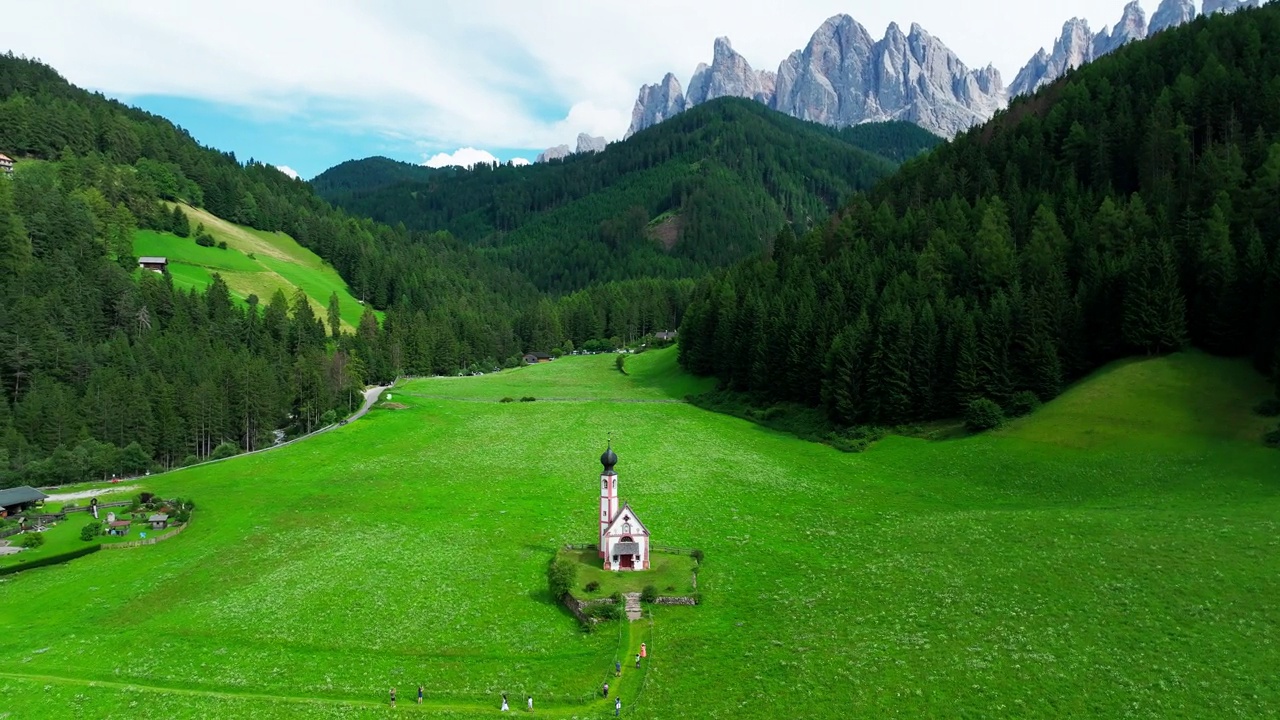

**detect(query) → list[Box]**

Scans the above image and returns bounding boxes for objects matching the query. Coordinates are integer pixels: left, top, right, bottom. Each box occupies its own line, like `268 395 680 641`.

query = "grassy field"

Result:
133 204 376 332
0 348 1277 718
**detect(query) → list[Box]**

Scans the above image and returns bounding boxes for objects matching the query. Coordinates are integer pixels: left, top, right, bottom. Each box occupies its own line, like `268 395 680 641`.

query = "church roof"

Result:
600 444 617 474
604 503 648 537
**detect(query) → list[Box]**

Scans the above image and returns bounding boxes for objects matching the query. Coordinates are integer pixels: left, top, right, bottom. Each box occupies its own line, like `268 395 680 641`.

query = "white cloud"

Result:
423 147 501 168
510 158 531 167
273 165 300 179
6 0 1133 151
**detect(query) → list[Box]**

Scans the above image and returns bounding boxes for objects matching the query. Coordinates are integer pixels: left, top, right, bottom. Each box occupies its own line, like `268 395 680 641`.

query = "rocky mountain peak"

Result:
576 134 606 154
535 145 571 164
1149 0 1197 32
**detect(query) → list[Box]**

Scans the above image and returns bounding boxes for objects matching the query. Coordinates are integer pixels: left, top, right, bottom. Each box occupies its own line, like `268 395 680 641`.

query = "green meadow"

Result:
0 348 1277 718
133 204 375 331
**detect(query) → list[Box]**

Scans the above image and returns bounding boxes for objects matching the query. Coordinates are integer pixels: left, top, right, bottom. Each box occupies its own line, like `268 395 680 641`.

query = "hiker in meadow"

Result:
615 697 622 716
501 693 509 711
615 659 621 676
417 685 423 704
527 694 534 712
635 652 641 669
389 687 396 708
640 642 646 659
602 681 609 697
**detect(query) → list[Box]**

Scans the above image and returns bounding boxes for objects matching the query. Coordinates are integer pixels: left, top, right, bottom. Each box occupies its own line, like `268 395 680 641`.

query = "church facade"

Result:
597 445 650 571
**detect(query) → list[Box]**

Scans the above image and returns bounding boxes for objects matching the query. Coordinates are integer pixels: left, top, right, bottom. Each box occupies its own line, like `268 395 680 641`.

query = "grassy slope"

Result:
0 349 1277 718
133 204 376 331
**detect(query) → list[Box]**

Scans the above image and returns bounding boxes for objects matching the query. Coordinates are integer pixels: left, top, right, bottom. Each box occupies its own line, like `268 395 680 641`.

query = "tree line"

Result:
679 5 1280 430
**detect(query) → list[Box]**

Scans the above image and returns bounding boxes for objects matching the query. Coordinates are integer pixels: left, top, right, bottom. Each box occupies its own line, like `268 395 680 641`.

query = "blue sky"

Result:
5 0 1132 179
127 95 541 179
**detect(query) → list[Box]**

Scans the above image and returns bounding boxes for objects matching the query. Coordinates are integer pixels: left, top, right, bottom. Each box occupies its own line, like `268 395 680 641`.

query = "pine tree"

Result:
327 291 342 338
1124 235 1189 354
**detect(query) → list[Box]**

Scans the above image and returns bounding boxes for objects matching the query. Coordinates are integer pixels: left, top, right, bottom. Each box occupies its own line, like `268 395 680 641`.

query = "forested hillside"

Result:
316 101 941 292
679 6 1280 431
0 54 692 487
310 155 449 196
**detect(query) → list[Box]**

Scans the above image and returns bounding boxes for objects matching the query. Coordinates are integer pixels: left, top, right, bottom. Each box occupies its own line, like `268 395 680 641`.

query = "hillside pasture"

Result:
0 349 1276 718
133 205 375 331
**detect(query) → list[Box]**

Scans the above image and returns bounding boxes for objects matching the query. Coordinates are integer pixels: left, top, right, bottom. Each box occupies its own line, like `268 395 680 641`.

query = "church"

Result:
597 444 650 571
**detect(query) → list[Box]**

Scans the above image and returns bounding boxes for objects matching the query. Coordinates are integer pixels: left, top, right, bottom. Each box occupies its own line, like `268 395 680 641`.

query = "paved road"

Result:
343 385 390 425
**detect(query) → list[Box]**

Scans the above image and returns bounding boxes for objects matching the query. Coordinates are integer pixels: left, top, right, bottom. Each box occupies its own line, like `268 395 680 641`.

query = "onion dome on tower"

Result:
600 444 618 475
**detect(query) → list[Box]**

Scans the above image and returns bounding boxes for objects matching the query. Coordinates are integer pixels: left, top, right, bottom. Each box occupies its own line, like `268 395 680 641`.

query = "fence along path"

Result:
101 522 188 550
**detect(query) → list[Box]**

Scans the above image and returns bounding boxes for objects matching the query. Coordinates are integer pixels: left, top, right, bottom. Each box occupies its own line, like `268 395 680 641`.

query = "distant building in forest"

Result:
0 486 47 518
138 257 168 273
0 154 13 175
654 330 678 341
523 352 552 364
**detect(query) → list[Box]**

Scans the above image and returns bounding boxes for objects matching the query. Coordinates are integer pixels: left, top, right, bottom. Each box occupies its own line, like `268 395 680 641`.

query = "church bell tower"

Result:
599 443 619 558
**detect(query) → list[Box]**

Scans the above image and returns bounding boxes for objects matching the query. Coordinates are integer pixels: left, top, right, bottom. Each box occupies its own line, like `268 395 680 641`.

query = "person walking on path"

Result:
501 693 509 711
602 682 609 697
640 642 647 658
635 653 641 669
389 687 396 708
527 695 534 712
417 685 424 704
615 697 622 716
615 659 621 677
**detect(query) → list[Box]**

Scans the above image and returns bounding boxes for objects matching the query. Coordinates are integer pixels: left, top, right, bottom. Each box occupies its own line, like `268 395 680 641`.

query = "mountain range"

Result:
605 0 1266 149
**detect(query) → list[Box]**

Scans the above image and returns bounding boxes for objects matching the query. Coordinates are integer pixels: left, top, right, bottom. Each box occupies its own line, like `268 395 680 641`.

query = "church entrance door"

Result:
619 554 634 569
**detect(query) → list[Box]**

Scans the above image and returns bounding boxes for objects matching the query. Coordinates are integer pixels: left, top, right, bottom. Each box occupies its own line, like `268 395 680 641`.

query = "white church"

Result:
597 444 650 571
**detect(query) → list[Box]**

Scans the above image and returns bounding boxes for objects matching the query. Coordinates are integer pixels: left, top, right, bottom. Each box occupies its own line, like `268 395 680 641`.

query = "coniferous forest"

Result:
0 55 696 487
316 102 940 292
678 6 1280 429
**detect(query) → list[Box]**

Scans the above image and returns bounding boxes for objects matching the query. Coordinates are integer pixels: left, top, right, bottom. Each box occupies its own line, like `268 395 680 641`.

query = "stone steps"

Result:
623 592 642 621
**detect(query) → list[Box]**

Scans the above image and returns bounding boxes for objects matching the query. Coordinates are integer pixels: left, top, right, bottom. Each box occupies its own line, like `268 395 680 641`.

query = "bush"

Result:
138 492 155 504
519 397 536 402
585 603 621 621
690 592 703 605
499 397 515 403
217 241 228 250
1264 427 1280 449
584 581 600 592
547 557 577 600
615 355 627 375
641 584 658 603
209 441 239 461
181 454 199 467
80 522 102 541
19 532 45 549
1254 398 1280 417
690 548 704 564
965 397 1005 432
1007 391 1041 418
320 410 337 426
195 233 215 247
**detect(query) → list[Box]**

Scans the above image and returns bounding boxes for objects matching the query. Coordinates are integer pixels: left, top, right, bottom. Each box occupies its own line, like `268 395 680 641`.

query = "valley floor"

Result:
0 349 1277 718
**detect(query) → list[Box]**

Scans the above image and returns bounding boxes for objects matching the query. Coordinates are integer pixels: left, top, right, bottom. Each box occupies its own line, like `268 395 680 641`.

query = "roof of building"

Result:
148 513 168 522
0 486 48 507
525 352 551 359
600 444 618 473
0 154 12 162
613 541 640 555
109 520 131 527
137 256 168 265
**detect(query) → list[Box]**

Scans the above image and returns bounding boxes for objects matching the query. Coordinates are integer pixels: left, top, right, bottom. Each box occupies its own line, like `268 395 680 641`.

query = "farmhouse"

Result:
654 330 678 341
138 256 168 273
523 352 552 364
0 153 12 175
597 445 651 571
0 486 47 518
148 513 169 530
